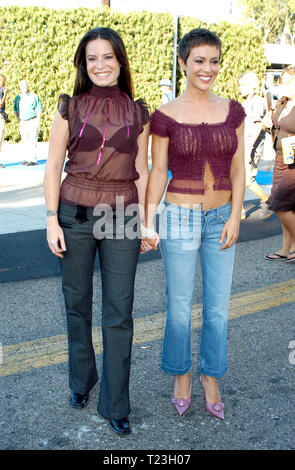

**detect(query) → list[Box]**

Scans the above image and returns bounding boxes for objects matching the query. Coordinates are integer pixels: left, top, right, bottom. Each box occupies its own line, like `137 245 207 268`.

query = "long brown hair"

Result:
73 27 133 99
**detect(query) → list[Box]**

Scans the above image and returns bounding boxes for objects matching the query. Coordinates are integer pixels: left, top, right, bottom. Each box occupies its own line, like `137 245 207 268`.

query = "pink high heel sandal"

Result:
171 375 192 416
200 374 224 420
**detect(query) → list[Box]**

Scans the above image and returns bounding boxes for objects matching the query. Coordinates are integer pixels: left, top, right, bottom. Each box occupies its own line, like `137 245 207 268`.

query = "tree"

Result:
238 0 295 44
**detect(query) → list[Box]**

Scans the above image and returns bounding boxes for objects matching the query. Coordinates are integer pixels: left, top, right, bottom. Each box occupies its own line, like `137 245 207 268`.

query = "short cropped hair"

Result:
178 28 222 64
238 71 259 90
238 71 258 81
280 65 295 83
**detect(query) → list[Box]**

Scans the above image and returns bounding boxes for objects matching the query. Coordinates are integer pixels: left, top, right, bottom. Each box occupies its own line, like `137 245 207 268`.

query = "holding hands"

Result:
140 223 160 254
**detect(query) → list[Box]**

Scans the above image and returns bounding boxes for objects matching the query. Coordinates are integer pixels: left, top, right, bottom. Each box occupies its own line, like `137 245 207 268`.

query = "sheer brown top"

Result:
58 84 149 208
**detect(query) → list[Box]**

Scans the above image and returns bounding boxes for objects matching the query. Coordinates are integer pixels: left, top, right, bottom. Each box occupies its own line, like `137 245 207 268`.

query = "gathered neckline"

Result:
88 84 122 98
155 99 233 127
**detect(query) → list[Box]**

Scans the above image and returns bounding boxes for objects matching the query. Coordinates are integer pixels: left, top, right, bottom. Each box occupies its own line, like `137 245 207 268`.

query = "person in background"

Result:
141 28 245 420
238 71 272 219
0 74 8 168
159 78 173 105
264 66 295 262
13 80 42 166
44 27 150 435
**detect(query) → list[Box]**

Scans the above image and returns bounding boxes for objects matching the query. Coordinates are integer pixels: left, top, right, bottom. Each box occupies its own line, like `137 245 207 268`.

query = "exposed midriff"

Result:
165 162 232 209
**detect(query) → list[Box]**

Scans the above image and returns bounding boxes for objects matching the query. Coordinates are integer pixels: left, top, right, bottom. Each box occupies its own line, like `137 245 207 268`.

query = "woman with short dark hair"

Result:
141 28 245 420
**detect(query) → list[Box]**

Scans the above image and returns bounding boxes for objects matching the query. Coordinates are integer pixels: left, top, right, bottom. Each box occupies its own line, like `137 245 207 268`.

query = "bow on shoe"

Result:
212 402 224 412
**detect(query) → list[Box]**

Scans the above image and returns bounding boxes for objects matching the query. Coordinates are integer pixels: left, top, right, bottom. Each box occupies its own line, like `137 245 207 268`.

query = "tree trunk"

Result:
101 0 110 6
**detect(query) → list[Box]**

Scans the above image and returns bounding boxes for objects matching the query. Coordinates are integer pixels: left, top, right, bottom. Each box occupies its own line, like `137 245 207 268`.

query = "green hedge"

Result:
0 6 267 142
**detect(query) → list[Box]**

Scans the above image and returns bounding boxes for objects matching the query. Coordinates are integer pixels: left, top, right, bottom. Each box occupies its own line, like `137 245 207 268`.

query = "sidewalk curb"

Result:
0 162 46 189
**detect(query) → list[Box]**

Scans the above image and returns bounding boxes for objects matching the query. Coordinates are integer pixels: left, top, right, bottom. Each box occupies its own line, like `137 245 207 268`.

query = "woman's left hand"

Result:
262 110 273 130
140 234 160 254
219 217 240 250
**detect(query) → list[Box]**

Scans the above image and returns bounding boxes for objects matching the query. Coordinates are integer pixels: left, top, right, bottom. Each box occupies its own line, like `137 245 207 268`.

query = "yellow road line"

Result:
1 279 295 378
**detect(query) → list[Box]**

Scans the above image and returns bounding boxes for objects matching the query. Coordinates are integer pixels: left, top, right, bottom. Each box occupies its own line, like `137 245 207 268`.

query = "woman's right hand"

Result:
262 110 273 129
46 221 66 258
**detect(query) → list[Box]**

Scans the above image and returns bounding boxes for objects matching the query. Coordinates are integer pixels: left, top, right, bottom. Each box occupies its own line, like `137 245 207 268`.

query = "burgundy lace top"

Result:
150 100 245 195
58 84 149 208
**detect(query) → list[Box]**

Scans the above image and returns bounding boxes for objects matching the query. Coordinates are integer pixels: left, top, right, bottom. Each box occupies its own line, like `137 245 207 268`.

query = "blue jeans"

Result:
159 201 235 378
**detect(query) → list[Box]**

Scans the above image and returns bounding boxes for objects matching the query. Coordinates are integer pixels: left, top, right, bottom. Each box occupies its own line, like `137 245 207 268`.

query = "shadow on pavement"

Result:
0 200 281 284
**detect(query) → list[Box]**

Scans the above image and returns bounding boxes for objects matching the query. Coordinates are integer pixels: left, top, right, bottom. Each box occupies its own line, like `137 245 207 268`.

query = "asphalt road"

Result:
0 196 295 457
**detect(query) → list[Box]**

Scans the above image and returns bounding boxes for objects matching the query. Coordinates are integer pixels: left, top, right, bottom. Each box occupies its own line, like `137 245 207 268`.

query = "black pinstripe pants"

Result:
58 201 140 419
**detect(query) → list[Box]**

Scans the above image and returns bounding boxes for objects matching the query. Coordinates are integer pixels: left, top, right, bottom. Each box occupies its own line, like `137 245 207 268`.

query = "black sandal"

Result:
265 253 287 260
286 251 295 263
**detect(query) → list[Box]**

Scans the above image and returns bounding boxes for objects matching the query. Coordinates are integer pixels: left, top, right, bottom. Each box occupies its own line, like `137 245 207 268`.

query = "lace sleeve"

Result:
229 100 246 129
57 94 70 120
150 109 170 137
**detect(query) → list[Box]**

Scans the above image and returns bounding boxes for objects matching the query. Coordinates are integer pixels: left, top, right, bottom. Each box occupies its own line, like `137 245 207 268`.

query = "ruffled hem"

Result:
60 176 138 209
268 184 295 212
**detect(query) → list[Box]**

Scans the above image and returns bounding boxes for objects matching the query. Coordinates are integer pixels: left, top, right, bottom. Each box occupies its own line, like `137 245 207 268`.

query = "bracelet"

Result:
140 223 156 238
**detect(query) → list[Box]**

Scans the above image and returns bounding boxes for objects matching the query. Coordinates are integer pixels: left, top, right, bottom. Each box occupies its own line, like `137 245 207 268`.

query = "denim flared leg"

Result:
159 202 236 379
159 203 201 375
198 203 235 378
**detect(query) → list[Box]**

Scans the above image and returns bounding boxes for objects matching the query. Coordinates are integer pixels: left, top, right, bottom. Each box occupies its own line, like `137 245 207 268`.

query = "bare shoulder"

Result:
212 95 230 108
158 100 175 117
158 96 187 118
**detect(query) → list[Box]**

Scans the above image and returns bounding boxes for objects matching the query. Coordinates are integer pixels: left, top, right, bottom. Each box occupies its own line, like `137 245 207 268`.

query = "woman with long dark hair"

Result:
44 27 150 435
